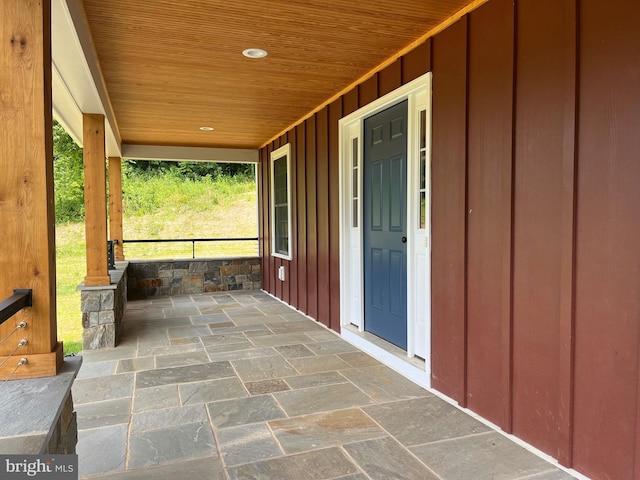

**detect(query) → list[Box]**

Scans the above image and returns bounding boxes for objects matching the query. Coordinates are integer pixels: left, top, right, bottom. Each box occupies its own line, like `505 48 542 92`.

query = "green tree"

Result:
53 120 85 223
52 121 256 223
123 159 254 180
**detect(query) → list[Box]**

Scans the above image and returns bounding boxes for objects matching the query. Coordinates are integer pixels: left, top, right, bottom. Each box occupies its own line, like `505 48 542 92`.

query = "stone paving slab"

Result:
231 313 295 326
209 322 266 334
340 365 431 403
133 385 180 413
75 398 131 429
207 395 286 429
162 306 201 318
410 432 572 480
283 371 348 390
363 396 490 446
73 373 134 404
527 471 579 480
338 351 383 368
74 292 577 480
231 355 299 382
84 457 225 480
154 350 210 369
344 437 440 480
136 317 192 328
286 354 351 375
128 422 216 469
275 344 316 358
268 321 328 334
306 339 360 355
139 342 203 358
200 332 248 346
248 332 315 347
170 336 201 345
179 377 248 404
243 327 274 338
166 325 212 339
244 378 290 395
269 409 386 454
216 423 282 466
131 404 208 432
204 341 255 355
207 346 278 363
79 346 137 363
78 424 127 477
116 357 154 374
226 447 360 480
76 360 117 379
190 313 229 325
273 382 374 417
305 329 343 342
135 361 234 388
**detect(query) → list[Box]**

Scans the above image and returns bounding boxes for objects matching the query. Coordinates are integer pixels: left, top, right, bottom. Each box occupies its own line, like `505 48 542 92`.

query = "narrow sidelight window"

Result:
271 144 292 259
418 109 427 230
352 136 360 228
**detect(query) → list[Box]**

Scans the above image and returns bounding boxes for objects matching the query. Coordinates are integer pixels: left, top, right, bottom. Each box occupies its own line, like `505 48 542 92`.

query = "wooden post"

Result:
0 0 63 379
108 157 125 261
83 113 111 286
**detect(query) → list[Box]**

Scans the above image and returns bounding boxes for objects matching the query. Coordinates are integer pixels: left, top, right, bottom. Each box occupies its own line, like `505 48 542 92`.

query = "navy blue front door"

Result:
363 100 408 349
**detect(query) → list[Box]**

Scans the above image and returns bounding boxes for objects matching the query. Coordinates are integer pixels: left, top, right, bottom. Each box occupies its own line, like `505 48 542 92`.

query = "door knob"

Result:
401 236 407 243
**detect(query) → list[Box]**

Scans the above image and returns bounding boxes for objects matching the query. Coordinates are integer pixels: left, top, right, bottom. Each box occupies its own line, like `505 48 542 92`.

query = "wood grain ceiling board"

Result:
81 0 474 149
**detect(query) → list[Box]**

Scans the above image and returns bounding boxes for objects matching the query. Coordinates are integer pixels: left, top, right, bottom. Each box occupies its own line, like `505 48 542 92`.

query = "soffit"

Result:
81 0 476 149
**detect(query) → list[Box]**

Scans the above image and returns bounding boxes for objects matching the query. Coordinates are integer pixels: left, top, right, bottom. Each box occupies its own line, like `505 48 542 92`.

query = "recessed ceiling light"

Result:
242 48 268 59
199 126 214 131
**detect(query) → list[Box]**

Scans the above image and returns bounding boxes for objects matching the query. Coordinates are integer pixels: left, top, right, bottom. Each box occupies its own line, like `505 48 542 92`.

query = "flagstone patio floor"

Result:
72 290 577 480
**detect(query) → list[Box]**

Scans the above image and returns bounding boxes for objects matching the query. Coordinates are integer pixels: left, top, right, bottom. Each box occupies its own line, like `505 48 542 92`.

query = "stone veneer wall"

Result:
79 262 128 350
45 390 77 454
128 257 261 299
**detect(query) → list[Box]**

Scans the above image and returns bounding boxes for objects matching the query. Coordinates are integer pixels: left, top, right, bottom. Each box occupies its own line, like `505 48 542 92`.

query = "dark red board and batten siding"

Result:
258 0 640 478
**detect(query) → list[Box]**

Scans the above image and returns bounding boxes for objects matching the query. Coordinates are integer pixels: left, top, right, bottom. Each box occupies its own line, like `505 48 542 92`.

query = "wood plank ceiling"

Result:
81 0 475 149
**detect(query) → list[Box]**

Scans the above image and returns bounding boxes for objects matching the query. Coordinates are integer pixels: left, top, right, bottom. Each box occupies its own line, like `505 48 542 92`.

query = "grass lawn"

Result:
56 178 257 354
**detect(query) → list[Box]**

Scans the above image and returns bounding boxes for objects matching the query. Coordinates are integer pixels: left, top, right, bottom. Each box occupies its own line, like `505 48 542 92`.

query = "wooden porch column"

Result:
0 0 63 379
83 113 111 286
108 157 125 261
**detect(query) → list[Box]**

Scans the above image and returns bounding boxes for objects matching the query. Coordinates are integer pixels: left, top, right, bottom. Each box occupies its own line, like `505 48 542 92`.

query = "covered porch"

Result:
73 290 574 479
2 0 639 479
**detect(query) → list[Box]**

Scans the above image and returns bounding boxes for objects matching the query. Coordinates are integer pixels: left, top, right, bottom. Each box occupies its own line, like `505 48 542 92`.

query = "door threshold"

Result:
341 325 430 389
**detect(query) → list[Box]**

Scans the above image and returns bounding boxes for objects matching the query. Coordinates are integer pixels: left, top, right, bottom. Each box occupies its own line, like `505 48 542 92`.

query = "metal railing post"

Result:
107 240 116 270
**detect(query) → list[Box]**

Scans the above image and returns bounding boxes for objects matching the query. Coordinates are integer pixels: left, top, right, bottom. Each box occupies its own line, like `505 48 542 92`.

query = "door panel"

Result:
371 161 383 230
389 250 404 315
363 100 408 349
390 155 404 230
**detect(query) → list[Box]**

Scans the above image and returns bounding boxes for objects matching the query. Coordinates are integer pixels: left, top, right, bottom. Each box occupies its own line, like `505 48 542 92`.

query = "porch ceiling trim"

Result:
121 144 259 164
52 0 121 156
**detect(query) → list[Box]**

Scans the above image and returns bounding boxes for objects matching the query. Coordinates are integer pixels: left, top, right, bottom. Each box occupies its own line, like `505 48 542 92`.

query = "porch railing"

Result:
122 237 259 259
0 290 32 327
0 289 31 381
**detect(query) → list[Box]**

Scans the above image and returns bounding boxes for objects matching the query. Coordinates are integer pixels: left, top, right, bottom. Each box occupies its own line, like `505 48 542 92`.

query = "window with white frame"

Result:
271 144 292 259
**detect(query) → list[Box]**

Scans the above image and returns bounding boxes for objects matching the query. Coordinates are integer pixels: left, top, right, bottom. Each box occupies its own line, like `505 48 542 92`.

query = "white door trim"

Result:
339 73 432 387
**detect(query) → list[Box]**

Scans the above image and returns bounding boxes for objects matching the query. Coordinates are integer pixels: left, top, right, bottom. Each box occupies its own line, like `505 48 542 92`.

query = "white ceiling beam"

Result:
121 145 259 163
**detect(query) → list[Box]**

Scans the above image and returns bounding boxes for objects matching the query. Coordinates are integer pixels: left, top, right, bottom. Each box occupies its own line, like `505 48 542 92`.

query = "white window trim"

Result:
270 143 292 260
